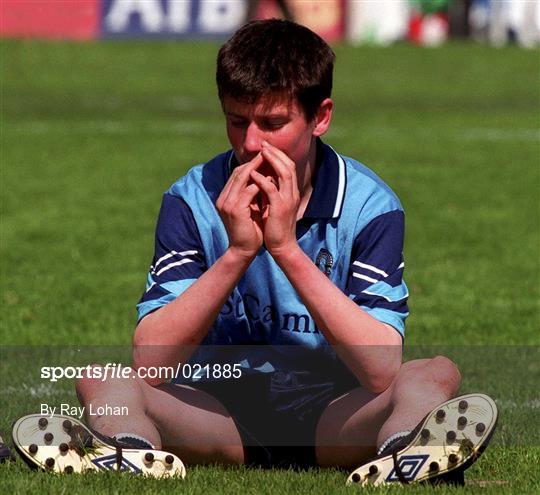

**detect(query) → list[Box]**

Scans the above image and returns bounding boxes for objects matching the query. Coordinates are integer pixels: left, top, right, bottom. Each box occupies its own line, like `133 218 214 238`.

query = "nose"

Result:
243 122 263 156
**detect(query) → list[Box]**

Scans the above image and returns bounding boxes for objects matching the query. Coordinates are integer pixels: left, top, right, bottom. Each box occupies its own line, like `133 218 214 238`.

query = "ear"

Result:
312 98 334 137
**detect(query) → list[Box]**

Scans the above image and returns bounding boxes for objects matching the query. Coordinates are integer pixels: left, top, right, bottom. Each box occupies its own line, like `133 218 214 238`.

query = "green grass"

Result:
1 40 539 492
0 452 537 494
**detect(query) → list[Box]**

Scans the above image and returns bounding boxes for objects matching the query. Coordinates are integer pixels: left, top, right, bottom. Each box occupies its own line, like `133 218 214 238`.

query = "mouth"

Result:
258 161 278 182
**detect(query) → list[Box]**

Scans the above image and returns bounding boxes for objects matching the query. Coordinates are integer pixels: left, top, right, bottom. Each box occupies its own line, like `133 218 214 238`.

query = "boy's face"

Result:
223 94 318 170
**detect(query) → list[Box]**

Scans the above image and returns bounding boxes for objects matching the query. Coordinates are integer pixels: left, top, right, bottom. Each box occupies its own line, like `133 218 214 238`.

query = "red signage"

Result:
0 0 99 40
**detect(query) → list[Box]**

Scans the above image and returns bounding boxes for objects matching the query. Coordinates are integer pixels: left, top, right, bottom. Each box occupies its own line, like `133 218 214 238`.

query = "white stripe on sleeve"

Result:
353 261 389 278
352 273 378 284
152 250 198 273
156 258 195 276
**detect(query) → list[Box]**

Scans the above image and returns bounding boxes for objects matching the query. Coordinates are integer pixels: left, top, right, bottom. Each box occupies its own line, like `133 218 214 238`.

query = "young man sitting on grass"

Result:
14 20 497 485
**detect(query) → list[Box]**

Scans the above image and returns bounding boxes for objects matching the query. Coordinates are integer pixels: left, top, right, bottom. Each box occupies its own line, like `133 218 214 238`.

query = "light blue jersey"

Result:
138 140 408 379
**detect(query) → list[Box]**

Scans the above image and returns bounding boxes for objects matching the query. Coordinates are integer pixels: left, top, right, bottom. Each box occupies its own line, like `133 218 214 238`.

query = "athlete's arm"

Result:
134 156 265 385
250 142 402 393
266 248 402 393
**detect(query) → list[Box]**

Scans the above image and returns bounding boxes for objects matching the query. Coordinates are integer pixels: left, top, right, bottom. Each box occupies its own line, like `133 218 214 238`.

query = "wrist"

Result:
225 246 258 267
270 242 304 268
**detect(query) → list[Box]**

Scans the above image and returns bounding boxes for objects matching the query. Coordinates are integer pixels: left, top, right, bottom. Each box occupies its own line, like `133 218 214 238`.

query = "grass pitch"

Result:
1 40 539 493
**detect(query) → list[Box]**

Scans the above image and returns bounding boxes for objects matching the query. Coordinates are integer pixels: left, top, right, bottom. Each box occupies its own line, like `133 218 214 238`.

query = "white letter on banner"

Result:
167 0 191 32
105 0 164 33
197 0 246 33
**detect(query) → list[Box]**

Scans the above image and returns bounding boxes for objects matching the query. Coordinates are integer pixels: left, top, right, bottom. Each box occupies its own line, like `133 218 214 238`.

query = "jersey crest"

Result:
315 248 334 277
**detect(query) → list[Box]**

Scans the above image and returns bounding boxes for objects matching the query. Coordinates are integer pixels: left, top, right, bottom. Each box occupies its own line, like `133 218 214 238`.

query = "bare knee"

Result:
433 355 461 393
75 363 144 405
419 356 461 397
398 356 461 398
75 363 104 403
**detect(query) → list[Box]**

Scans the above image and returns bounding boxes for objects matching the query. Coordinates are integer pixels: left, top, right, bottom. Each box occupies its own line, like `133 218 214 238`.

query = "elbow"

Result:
132 340 149 372
361 360 401 394
133 311 166 360
132 323 149 366
133 313 150 348
132 317 160 377
132 334 168 387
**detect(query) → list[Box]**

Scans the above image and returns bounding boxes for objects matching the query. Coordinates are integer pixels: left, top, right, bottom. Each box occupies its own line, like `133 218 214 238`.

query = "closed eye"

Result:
260 120 287 130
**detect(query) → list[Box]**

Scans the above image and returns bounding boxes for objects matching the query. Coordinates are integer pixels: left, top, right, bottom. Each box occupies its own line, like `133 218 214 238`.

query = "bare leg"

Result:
76 365 245 465
315 356 461 468
377 356 461 445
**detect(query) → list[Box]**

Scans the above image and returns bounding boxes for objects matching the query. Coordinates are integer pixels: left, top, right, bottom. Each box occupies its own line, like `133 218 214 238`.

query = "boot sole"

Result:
346 393 498 486
12 413 186 478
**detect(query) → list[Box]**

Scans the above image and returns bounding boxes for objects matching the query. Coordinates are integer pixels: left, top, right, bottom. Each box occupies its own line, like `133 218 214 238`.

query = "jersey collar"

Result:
303 139 347 219
226 138 346 220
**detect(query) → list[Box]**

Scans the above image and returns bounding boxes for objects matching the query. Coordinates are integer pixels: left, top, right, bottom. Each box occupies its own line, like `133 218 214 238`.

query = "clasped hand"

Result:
216 141 300 260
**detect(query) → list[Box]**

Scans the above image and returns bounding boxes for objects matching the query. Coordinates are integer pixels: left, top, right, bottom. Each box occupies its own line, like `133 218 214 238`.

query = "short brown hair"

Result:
216 19 335 121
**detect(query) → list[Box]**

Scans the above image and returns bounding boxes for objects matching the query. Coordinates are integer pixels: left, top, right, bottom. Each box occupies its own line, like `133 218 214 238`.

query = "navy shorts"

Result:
191 370 358 469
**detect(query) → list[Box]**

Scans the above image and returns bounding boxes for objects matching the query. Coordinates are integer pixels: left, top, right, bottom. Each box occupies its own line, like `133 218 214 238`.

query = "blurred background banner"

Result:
0 0 345 41
0 0 539 45
101 0 247 38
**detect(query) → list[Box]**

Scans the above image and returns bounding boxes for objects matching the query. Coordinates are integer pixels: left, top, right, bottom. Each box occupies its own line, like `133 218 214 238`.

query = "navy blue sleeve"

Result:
137 193 207 322
346 210 409 336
